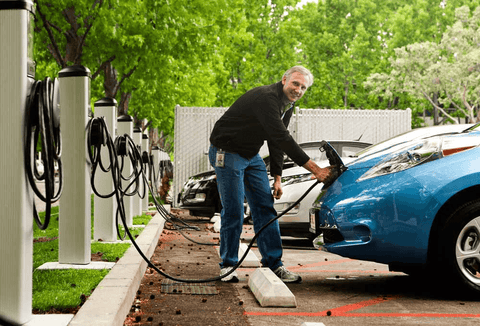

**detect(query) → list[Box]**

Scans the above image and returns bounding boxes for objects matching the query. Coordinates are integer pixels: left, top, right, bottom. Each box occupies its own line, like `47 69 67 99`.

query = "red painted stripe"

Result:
238 268 396 274
244 295 480 318
341 313 480 317
245 311 480 318
245 296 398 317
328 296 399 314
288 259 353 269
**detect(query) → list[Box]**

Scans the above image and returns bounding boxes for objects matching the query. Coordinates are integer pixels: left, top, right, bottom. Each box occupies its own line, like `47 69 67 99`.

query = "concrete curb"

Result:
68 208 167 326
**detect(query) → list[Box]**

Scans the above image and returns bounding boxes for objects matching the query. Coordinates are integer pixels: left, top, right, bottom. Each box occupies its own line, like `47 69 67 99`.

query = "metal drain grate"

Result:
161 279 218 295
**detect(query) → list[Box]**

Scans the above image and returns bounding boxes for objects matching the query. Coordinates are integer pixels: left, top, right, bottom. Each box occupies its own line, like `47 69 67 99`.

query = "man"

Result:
209 65 332 283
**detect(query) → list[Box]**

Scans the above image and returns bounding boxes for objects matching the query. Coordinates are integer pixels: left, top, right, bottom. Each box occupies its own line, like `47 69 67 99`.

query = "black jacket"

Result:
210 81 310 177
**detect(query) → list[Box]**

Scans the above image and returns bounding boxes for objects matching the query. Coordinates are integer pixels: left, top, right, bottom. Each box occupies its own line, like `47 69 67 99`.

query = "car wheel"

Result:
440 200 480 295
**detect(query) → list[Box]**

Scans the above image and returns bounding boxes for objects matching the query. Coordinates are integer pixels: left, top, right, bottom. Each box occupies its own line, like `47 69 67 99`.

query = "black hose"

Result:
87 116 321 282
128 177 320 283
24 77 63 230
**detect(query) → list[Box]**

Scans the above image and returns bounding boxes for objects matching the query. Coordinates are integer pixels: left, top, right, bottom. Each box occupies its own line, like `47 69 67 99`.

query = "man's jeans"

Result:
208 145 283 270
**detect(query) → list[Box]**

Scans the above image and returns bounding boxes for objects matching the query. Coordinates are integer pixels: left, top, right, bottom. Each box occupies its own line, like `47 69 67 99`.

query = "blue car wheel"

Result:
441 200 480 295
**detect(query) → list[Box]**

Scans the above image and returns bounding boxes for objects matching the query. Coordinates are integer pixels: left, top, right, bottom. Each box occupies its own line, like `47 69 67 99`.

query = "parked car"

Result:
178 140 370 224
177 170 220 217
270 140 372 239
309 124 480 294
178 141 363 218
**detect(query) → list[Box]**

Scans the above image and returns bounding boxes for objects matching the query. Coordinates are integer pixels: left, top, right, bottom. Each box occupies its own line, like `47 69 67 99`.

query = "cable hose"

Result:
134 153 321 281
24 77 63 230
87 116 321 282
87 117 200 238
125 178 320 283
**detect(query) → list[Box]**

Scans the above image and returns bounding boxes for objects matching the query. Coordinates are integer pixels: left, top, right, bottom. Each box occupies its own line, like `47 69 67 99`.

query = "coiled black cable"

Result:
87 116 322 283
86 117 146 240
24 77 63 230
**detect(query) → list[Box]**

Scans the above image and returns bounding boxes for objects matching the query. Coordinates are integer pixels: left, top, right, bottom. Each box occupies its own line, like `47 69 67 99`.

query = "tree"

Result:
365 6 480 124
290 0 405 109
33 0 243 148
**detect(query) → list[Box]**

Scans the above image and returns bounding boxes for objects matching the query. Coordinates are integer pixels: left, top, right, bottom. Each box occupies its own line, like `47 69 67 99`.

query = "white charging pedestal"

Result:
93 98 118 242
142 133 150 212
58 65 92 264
0 1 35 324
151 146 161 194
132 127 143 218
117 115 134 227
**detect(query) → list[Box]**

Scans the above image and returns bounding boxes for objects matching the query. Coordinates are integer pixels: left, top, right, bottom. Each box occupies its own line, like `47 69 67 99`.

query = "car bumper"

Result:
309 168 431 265
179 205 216 215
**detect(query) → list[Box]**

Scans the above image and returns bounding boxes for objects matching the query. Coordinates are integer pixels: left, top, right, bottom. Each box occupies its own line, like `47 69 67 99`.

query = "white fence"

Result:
172 106 411 206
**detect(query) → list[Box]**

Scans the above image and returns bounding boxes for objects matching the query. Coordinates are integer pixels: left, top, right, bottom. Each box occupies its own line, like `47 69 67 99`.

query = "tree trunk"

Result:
62 6 84 65
118 92 132 116
103 62 118 98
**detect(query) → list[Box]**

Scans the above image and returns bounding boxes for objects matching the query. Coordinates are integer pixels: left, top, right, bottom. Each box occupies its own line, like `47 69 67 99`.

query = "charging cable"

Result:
126 178 320 283
87 117 200 237
87 116 322 282
24 77 63 230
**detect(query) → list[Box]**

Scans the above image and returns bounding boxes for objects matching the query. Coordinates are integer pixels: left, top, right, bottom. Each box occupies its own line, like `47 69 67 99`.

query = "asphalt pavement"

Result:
27 189 480 326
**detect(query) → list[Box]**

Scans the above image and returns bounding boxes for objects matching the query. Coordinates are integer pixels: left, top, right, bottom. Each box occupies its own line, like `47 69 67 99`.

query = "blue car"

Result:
309 123 480 294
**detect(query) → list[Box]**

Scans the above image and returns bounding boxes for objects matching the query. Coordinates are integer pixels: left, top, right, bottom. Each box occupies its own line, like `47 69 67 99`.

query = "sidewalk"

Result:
27 207 252 326
123 211 250 326
66 207 167 326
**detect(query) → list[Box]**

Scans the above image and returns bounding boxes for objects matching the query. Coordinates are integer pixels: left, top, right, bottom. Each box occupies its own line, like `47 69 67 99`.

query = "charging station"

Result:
133 127 143 218
58 65 92 264
0 1 36 323
93 98 118 242
151 146 161 193
142 133 150 212
117 115 134 227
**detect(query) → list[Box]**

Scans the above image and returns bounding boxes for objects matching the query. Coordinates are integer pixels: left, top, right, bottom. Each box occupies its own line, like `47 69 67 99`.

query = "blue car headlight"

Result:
358 136 480 181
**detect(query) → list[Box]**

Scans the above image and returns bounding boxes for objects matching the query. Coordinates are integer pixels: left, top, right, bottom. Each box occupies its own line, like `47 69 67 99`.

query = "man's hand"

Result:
272 175 283 199
303 160 338 184
313 166 333 183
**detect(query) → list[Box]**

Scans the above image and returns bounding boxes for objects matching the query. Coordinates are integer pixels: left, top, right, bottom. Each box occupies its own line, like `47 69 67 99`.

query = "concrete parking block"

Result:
300 323 326 326
215 242 261 268
238 242 261 267
248 268 297 307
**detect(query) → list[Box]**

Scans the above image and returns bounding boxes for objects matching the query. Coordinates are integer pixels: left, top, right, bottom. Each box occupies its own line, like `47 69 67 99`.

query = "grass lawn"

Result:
32 197 154 313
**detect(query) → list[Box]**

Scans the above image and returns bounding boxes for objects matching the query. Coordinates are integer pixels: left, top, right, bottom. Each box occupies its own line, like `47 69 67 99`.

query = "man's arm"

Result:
272 160 332 200
303 159 331 182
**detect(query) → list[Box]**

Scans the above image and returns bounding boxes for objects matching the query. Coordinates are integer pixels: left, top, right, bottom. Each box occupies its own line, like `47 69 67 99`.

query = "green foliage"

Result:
365 5 480 123
34 0 479 131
